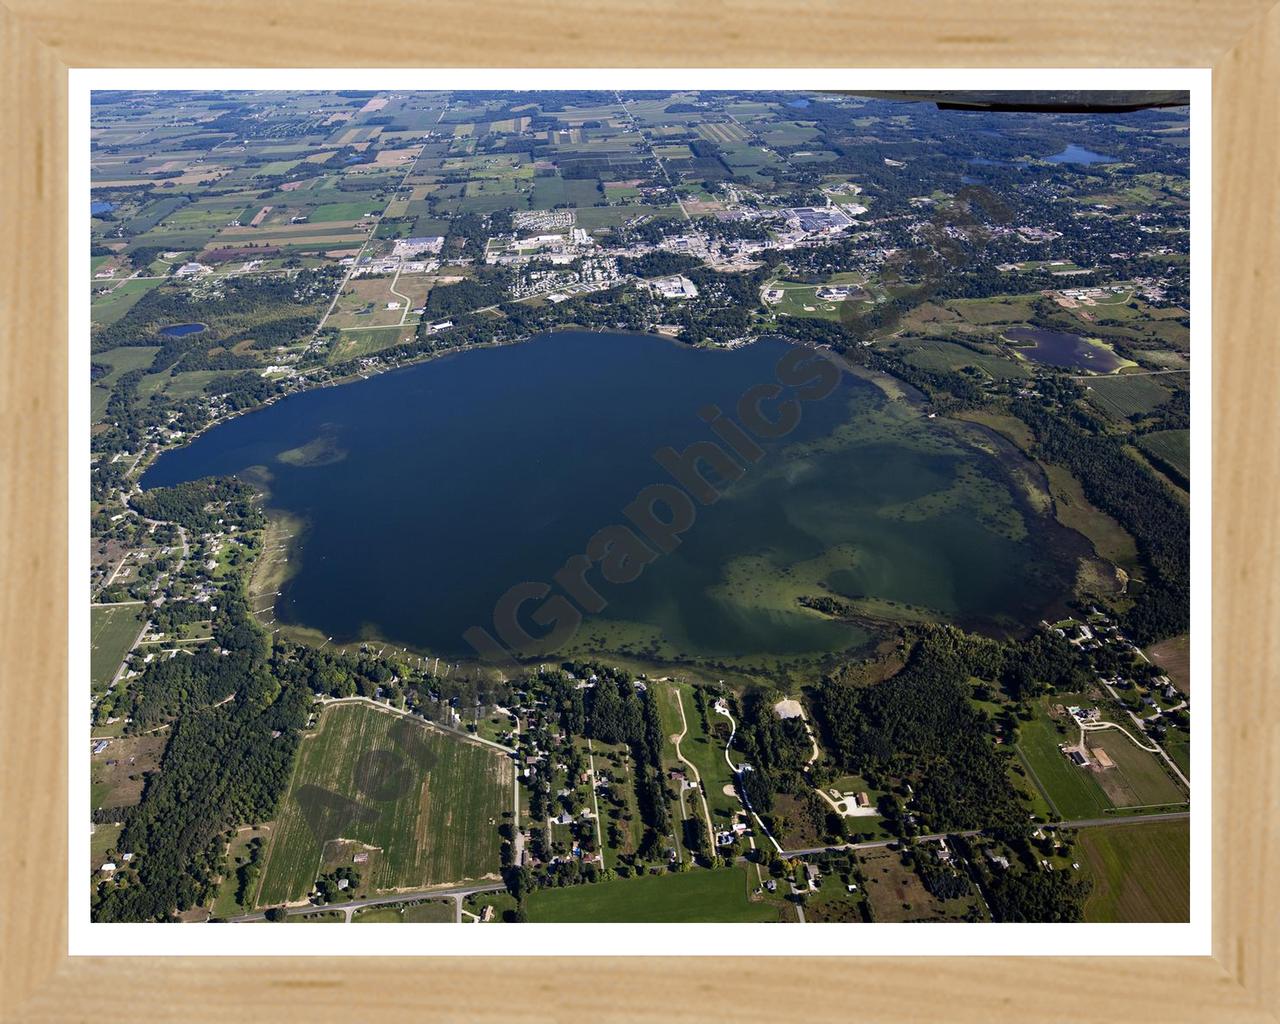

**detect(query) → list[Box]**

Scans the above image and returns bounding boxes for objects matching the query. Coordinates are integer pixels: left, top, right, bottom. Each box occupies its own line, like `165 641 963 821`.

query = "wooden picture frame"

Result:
2 2 1276 1019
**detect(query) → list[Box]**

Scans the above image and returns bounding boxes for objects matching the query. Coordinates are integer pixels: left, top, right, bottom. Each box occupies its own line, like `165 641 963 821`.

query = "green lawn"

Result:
212 827 271 919
90 603 145 691
1014 704 1113 820
255 702 512 907
525 866 781 922
664 681 740 825
1079 819 1190 922
90 822 123 868
353 900 454 923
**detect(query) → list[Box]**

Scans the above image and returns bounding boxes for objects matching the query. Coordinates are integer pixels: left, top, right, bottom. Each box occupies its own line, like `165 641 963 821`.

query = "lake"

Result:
141 331 1088 673
91 201 115 215
1046 144 1114 165
159 322 207 337
1004 326 1126 373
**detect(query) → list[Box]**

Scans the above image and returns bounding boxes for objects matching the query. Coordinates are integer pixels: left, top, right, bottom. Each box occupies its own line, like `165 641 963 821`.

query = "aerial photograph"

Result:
88 88 1192 926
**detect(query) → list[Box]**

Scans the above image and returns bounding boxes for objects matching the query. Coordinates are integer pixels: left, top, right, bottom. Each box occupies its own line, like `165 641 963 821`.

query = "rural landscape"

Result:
89 89 1193 925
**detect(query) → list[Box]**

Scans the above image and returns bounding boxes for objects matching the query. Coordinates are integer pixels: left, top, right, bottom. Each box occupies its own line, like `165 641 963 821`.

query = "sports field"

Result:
525 866 781 922
1079 819 1190 922
255 702 512 906
90 603 146 691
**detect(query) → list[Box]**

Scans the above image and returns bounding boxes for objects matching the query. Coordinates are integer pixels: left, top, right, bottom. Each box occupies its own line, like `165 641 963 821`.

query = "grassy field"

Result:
1043 463 1140 573
90 277 165 326
901 338 1030 380
91 346 160 421
947 294 1037 325
1084 375 1172 419
90 603 146 690
767 282 855 323
327 324 415 364
1138 429 1190 483
255 702 512 907
525 866 781 922
310 201 377 222
1161 725 1191 778
663 681 740 826
212 826 272 919
1146 632 1191 694
1014 703 1113 820
353 900 454 922
1079 819 1190 922
90 822 123 868
857 846 981 922
91 732 167 810
1083 728 1188 808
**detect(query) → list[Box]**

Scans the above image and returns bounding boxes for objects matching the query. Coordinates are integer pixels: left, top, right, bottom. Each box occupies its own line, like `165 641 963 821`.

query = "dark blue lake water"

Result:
141 331 1085 669
159 323 207 338
1004 326 1125 372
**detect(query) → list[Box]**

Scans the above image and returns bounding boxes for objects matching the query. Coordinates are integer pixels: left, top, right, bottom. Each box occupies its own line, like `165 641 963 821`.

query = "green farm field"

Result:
90 277 165 326
901 338 1030 380
525 866 781 922
1079 819 1190 922
254 702 512 907
1084 375 1173 419
90 603 145 690
1138 429 1190 483
1014 703 1113 820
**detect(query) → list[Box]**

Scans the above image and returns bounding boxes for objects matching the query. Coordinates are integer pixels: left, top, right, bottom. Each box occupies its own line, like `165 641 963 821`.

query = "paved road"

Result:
224 880 505 923
779 810 1190 858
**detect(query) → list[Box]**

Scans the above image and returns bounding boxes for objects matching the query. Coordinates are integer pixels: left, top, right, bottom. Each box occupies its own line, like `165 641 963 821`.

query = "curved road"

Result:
670 686 715 845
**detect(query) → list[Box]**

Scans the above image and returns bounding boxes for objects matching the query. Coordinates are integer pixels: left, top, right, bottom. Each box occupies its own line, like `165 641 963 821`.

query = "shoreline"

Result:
122 324 1119 685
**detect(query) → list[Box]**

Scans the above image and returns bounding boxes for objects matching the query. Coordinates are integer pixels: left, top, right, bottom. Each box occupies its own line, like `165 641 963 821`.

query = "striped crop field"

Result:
255 701 512 907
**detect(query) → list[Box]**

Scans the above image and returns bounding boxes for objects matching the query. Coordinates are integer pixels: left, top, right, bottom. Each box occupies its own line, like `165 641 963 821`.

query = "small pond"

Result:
158 322 207 338
1005 326 1125 373
1045 144 1115 165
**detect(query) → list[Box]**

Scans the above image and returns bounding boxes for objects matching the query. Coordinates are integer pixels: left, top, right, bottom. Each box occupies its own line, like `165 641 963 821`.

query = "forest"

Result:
816 628 1057 836
93 591 310 922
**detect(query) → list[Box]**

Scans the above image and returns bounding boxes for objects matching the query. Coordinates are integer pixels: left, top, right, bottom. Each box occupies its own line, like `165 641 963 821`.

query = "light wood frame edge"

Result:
1 3 1276 1020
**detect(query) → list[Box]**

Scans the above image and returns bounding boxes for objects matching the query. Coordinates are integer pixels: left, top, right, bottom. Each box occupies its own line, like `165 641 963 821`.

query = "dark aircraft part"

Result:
839 91 1189 113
